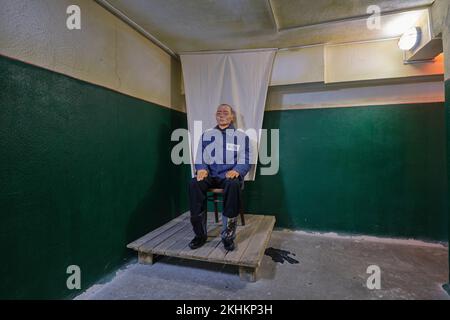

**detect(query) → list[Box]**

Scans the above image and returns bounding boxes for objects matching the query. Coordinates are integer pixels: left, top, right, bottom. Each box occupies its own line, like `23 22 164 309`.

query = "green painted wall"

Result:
1 54 448 299
0 56 191 299
244 103 448 241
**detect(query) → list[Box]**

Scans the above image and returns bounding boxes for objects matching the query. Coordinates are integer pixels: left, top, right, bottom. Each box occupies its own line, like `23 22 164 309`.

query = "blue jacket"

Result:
195 124 251 179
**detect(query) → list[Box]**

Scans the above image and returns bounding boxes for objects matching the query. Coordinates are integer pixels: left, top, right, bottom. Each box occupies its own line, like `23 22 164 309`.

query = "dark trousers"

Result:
188 176 242 237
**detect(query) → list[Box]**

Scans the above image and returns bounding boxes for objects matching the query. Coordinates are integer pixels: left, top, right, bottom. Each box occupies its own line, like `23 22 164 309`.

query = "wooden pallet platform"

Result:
127 212 276 282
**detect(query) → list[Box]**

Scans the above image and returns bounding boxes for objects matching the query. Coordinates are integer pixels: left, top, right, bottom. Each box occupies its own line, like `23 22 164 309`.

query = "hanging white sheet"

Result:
180 49 276 180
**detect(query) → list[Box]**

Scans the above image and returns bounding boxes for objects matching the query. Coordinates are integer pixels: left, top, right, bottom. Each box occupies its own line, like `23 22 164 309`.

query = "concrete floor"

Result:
76 230 449 300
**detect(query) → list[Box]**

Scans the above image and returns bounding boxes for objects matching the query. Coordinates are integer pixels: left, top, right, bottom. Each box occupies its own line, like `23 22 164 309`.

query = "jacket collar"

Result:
215 123 235 132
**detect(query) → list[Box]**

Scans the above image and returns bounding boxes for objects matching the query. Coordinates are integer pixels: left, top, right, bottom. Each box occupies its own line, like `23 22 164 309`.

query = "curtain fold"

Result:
181 49 276 180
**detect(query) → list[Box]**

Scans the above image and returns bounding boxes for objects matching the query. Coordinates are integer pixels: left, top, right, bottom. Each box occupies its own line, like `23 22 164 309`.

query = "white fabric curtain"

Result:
180 49 276 180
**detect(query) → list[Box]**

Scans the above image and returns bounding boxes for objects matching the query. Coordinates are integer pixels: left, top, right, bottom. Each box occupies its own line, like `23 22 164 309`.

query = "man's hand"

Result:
196 169 208 181
226 170 240 179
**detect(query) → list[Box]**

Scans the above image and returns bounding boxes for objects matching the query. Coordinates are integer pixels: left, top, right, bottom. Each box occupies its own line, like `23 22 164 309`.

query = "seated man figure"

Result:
189 103 251 251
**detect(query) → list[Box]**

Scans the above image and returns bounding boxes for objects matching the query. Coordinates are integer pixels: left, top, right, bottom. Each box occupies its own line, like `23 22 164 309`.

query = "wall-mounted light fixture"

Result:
398 27 421 51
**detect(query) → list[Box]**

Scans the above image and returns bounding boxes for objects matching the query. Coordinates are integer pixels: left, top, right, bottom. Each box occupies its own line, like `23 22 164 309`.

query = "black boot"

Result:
190 211 207 239
221 217 237 251
222 238 235 251
189 235 207 250
189 211 207 250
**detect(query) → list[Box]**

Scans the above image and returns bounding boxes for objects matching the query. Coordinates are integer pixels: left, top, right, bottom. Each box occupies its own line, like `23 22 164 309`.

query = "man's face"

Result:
216 105 233 128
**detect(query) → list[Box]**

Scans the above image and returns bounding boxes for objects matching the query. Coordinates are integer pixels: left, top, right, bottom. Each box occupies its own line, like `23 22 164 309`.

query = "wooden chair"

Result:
207 188 246 226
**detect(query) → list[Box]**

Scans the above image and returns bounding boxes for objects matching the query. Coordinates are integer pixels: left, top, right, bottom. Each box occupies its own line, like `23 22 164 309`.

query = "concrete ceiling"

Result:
102 0 435 53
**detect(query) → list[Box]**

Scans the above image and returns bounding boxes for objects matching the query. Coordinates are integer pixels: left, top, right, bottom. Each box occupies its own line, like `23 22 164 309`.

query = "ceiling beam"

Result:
267 0 280 32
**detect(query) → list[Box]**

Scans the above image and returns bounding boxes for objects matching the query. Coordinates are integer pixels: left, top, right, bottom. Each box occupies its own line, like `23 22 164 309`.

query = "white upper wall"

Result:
267 38 444 111
0 0 184 111
324 39 443 83
270 45 324 86
267 81 444 111
269 7 444 86
269 39 443 86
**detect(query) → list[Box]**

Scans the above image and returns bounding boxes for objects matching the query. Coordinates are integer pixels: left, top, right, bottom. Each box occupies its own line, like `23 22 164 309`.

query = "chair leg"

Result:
213 193 219 223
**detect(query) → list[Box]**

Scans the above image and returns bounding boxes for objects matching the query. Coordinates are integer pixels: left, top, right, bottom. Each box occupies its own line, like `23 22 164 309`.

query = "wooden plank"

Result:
179 224 222 259
176 215 260 266
152 222 193 253
175 211 231 259
239 216 276 267
190 215 248 260
127 212 189 250
207 215 259 263
147 212 220 256
163 213 223 257
146 212 218 256
139 219 190 253
129 213 275 275
240 216 275 266
162 225 196 255
221 215 263 264
239 266 258 282
138 252 154 265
